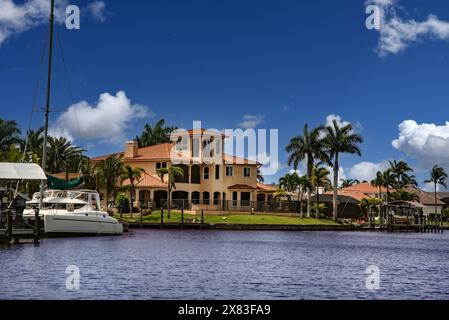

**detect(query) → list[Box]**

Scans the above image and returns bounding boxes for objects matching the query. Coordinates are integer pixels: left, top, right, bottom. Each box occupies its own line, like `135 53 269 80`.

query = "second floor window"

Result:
204 167 209 180
244 167 251 177
215 165 220 180
226 166 233 177
156 162 167 170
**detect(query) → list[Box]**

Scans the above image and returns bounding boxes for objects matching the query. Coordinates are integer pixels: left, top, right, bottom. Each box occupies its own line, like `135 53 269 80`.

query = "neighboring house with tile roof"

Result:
338 183 444 215
91 129 276 210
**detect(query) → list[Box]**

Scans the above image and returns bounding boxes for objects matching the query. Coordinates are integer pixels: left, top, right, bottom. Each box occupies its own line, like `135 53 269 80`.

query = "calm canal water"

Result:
1 230 449 300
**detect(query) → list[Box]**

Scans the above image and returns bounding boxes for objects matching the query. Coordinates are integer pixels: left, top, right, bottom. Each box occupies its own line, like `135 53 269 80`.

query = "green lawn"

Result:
116 211 339 226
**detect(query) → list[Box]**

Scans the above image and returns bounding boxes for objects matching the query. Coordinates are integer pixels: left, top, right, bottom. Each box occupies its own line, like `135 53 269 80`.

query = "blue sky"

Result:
1 0 449 186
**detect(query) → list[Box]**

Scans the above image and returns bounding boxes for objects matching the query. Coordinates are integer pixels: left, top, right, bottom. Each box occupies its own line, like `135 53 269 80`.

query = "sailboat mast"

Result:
39 0 55 209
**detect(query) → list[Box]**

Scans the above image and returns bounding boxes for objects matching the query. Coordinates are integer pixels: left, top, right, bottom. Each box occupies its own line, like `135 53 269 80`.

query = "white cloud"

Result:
392 120 449 170
0 0 107 47
348 160 390 182
325 114 363 132
367 0 449 56
86 0 107 22
239 114 265 129
50 91 151 144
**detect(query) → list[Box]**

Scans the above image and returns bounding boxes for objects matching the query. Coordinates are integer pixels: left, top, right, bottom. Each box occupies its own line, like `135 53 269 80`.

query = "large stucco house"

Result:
91 129 276 211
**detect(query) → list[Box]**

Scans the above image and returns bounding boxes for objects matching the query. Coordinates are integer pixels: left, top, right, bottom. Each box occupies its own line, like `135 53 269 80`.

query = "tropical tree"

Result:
323 119 363 221
96 155 124 210
340 178 360 189
424 165 448 224
371 171 384 200
296 174 310 218
286 124 327 217
381 169 396 203
157 165 184 219
121 165 145 218
310 166 332 218
388 160 416 188
135 119 177 147
0 118 21 154
279 173 298 193
47 136 85 179
22 127 44 157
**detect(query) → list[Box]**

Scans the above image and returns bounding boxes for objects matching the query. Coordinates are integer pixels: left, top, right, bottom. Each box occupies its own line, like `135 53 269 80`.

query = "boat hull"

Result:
43 214 123 236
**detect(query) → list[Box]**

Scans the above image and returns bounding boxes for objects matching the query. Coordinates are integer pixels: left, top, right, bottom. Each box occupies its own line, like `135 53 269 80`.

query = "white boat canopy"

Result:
0 163 47 180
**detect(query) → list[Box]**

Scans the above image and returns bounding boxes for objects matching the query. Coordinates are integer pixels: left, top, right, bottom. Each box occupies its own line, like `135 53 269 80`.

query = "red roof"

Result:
228 184 257 190
340 182 386 194
122 173 167 189
91 142 259 165
257 183 277 192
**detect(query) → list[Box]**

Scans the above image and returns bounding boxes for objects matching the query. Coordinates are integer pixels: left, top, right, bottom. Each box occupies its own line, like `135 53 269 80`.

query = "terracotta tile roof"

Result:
223 155 259 165
403 187 445 205
340 182 386 194
334 190 371 201
122 173 167 189
228 184 257 190
257 183 277 192
91 142 258 165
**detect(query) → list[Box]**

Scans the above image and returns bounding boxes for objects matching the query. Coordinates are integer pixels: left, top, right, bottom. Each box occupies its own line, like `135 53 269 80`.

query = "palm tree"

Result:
371 171 384 200
389 160 415 189
297 174 310 218
135 119 177 147
340 178 360 189
382 169 396 203
0 118 21 153
311 166 332 218
323 119 363 221
157 165 184 219
286 124 327 217
279 173 298 193
424 165 448 226
47 136 85 179
121 165 145 218
23 127 44 157
96 155 124 210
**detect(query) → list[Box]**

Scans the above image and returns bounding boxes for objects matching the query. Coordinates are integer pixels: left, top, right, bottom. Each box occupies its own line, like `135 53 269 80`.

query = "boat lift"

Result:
0 163 47 244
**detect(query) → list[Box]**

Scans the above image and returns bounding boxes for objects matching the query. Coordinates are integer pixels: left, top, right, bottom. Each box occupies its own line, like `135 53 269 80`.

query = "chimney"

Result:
125 140 138 158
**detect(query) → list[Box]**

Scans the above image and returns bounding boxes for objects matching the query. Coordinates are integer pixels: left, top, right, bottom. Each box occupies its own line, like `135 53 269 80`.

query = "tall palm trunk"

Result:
167 185 171 219
332 156 339 221
298 189 303 218
434 182 439 227
316 186 320 218
129 183 134 219
306 154 313 217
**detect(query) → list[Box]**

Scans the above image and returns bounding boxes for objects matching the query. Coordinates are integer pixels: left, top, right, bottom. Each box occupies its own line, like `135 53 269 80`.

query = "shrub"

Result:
115 193 129 214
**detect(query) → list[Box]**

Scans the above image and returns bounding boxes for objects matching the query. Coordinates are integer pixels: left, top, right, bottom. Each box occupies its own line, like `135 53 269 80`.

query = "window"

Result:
241 192 251 206
204 167 209 180
192 138 200 157
203 192 210 205
226 166 233 177
244 167 251 177
215 165 220 180
176 137 188 151
232 192 238 206
156 162 167 170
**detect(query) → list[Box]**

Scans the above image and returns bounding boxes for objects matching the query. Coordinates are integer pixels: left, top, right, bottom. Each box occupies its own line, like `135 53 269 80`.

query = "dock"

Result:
0 209 42 245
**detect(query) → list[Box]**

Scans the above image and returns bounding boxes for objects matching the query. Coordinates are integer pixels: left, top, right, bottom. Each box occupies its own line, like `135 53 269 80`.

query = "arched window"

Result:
203 192 210 205
191 165 200 184
192 191 200 204
213 192 220 205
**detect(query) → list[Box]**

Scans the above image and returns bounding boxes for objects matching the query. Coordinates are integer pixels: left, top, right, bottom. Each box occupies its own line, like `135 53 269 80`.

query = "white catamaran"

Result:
24 0 123 236
24 190 123 236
